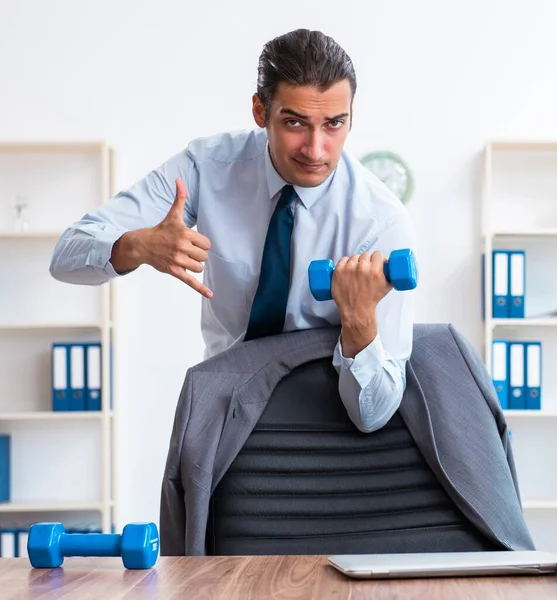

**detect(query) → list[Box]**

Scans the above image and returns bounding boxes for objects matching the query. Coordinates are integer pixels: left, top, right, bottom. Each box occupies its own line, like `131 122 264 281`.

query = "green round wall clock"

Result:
360 151 414 205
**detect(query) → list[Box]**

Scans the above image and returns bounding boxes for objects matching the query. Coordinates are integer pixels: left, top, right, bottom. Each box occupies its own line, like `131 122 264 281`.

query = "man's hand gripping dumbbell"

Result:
307 248 418 359
308 248 418 301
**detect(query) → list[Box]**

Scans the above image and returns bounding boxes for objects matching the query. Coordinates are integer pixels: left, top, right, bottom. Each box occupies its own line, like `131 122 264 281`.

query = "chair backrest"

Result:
206 356 500 556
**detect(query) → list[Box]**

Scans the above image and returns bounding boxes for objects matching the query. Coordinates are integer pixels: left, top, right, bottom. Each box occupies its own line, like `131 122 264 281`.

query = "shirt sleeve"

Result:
332 207 416 433
49 147 200 285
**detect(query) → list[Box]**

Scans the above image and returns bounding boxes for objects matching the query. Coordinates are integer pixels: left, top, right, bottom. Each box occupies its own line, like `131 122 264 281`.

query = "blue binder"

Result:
17 529 29 558
491 340 509 409
508 342 526 409
52 343 70 411
69 344 86 411
0 529 16 557
525 341 541 410
492 251 510 318
509 250 525 318
85 342 102 411
0 435 10 503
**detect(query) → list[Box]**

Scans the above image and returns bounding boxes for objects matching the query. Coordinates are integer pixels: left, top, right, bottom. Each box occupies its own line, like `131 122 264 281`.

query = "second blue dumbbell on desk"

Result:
308 248 418 301
27 522 159 569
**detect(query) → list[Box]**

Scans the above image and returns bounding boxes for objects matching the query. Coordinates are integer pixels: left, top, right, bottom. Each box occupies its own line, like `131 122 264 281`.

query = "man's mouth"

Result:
293 158 326 172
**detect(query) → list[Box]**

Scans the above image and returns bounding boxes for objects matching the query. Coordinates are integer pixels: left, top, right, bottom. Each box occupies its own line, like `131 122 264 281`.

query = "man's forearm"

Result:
339 307 378 358
110 229 151 274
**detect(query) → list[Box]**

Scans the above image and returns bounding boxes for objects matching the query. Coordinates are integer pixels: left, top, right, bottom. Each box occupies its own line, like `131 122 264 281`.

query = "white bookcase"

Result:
482 141 557 551
0 142 117 537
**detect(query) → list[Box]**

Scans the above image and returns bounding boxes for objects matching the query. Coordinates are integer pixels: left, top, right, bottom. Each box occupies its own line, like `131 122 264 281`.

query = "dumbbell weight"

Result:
27 521 159 569
308 248 418 301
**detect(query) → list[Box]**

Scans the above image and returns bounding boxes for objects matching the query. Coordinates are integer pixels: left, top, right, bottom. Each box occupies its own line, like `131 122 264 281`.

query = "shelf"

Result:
0 323 110 331
522 500 557 510
489 229 557 237
0 231 64 240
0 142 106 154
491 318 557 328
0 411 111 421
503 410 557 418
489 142 557 152
0 501 107 513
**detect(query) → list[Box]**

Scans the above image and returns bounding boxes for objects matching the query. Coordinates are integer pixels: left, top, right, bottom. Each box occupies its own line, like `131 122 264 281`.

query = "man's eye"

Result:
285 120 302 127
328 120 344 129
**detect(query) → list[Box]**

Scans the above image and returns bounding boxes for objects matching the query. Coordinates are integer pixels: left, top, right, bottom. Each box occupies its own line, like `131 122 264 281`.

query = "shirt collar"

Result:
264 142 336 210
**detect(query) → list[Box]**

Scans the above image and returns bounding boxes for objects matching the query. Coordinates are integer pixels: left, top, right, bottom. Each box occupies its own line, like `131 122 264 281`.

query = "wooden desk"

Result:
1 555 556 599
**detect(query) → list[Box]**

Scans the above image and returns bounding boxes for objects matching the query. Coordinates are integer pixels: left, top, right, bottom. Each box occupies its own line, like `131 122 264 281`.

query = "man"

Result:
50 29 415 433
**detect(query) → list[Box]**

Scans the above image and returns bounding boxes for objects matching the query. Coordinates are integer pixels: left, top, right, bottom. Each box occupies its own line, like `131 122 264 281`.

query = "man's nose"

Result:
301 133 324 163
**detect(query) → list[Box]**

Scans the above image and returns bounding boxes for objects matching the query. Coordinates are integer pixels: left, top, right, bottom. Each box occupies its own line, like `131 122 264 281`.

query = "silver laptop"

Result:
328 551 557 579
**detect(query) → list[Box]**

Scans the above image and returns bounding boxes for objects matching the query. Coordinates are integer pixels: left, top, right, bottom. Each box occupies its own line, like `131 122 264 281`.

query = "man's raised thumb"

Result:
170 178 188 216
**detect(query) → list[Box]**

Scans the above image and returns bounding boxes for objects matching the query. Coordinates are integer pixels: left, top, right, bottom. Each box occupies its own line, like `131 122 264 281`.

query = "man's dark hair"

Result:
256 29 356 122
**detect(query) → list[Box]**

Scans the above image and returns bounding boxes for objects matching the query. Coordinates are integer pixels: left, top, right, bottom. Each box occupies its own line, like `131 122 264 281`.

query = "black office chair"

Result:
206 357 502 556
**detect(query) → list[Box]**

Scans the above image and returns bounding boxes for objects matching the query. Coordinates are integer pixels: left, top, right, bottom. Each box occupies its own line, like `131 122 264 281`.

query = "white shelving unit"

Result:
0 142 117 535
491 318 557 328
0 501 109 514
503 410 557 419
0 412 108 421
482 140 557 551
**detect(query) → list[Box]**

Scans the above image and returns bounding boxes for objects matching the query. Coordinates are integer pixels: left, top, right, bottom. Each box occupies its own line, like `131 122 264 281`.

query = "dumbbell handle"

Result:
60 532 121 557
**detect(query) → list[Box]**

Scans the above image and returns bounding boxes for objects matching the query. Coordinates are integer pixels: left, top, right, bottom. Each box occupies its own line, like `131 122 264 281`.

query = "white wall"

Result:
2 0 557 534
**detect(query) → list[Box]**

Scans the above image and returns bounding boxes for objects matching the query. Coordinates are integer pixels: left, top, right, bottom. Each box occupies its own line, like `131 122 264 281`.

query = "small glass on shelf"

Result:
12 195 30 232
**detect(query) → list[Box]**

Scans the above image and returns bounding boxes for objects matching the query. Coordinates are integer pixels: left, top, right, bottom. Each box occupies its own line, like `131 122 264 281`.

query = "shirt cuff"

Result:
86 227 130 277
337 332 387 387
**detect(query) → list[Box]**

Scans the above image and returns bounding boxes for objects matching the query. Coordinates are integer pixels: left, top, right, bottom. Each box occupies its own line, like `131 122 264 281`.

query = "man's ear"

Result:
252 93 266 128
349 99 354 131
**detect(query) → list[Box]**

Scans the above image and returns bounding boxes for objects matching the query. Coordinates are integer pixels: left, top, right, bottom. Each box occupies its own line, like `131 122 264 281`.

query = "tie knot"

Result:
278 184 297 209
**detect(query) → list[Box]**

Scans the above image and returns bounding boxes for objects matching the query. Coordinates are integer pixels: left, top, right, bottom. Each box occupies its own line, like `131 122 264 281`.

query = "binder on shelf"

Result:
52 343 70 411
509 250 525 318
0 435 10 503
491 340 509 409
85 342 102 411
16 530 28 558
492 251 509 318
0 530 16 558
509 342 526 410
525 341 542 410
69 344 86 411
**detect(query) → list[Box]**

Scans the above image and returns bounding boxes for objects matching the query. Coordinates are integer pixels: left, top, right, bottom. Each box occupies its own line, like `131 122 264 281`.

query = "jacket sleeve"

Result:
449 324 524 505
159 368 194 555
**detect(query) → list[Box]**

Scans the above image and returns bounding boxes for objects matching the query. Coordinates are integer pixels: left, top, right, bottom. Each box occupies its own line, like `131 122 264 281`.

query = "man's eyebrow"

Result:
280 108 349 121
280 108 310 120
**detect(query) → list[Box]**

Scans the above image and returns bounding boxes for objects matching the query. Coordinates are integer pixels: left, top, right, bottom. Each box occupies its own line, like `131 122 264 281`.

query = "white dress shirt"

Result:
50 128 416 433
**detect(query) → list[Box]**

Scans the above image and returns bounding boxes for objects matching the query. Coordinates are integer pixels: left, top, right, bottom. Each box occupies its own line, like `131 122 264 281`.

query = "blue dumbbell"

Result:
308 248 418 301
27 522 159 569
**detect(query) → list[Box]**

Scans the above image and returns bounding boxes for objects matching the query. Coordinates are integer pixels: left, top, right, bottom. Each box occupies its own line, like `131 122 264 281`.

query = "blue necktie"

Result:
245 184 297 341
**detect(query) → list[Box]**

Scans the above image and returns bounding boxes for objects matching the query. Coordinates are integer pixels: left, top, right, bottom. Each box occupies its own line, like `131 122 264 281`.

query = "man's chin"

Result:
293 173 330 188
289 165 331 188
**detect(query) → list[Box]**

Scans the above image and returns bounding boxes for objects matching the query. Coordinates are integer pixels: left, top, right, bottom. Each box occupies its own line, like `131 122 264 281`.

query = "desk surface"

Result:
2 555 557 599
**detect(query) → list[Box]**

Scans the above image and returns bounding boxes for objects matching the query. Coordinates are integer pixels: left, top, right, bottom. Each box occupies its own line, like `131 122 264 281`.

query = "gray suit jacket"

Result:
160 323 535 555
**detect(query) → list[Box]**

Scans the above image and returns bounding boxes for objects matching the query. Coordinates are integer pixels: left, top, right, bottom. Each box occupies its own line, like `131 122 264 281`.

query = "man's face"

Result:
253 80 352 188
